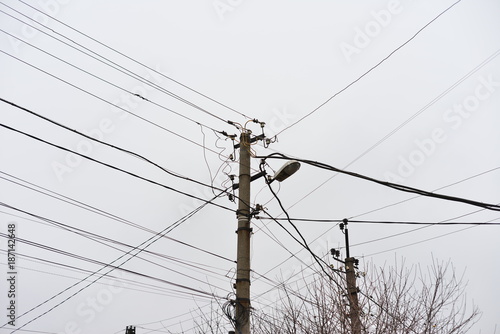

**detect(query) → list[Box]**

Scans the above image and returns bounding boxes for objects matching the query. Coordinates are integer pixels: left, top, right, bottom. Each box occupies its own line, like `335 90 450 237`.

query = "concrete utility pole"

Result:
345 257 361 334
235 130 252 334
341 220 361 334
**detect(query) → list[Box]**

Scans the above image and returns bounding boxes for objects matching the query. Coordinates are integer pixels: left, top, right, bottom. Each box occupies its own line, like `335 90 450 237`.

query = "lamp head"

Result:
272 160 301 182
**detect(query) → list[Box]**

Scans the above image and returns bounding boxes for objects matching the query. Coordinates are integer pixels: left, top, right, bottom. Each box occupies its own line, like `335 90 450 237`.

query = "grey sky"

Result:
0 0 499 333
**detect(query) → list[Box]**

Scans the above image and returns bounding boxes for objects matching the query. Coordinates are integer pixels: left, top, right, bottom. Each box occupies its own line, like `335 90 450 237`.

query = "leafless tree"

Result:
189 258 480 334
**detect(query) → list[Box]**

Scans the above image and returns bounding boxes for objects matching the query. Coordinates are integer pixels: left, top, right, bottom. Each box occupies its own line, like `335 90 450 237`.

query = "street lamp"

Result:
269 160 301 183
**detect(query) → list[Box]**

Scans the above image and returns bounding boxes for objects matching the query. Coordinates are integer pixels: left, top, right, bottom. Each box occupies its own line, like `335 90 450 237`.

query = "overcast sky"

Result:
1 0 499 333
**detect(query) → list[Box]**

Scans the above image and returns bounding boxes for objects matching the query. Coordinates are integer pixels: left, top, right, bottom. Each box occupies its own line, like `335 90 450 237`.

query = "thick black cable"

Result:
276 0 463 136
0 97 231 195
15 0 252 121
262 169 339 282
350 166 500 219
260 153 500 212
0 122 234 213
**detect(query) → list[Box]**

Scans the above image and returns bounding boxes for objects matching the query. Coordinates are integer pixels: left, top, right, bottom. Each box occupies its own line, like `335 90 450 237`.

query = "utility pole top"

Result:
125 326 136 334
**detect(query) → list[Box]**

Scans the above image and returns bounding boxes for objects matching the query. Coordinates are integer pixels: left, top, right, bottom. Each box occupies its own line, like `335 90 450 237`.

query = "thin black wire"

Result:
0 4 243 126
0 248 217 301
0 201 231 287
0 171 235 264
260 153 500 212
0 49 226 157
350 206 490 249
276 0 463 137
346 49 500 168
3 193 223 332
255 217 500 226
14 0 252 121
363 216 500 257
0 248 215 303
0 235 226 305
0 122 235 213
0 97 231 196
0 28 223 134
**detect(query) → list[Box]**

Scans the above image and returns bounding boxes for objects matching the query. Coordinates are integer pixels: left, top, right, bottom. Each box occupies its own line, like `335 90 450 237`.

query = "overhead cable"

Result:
0 97 232 196
260 153 500 212
276 0 463 136
0 122 234 212
2 192 223 332
15 0 252 120
0 4 243 126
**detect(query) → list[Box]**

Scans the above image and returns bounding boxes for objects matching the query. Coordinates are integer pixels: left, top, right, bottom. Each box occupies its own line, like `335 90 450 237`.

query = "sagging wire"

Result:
215 130 239 203
200 125 216 196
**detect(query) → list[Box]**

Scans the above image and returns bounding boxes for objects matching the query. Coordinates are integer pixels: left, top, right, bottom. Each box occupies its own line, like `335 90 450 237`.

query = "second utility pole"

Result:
235 130 251 334
342 219 361 334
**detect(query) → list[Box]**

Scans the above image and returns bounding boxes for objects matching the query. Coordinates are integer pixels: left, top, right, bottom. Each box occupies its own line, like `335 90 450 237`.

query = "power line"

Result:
0 28 225 134
15 0 252 121
350 166 500 218
276 0 463 137
0 201 232 289
0 234 227 304
255 166 500 281
260 153 500 212
0 171 235 265
2 193 223 332
263 48 500 224
0 122 235 212
0 97 233 196
0 49 230 158
0 252 216 303
0 4 245 126
362 216 500 257
255 217 500 226
350 206 490 249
